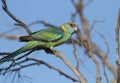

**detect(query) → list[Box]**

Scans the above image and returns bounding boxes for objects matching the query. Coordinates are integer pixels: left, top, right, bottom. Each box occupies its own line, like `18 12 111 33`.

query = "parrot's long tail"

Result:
0 41 38 64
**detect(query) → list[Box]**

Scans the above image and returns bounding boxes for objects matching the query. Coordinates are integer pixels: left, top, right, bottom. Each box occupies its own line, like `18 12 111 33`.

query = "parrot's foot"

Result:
44 47 54 54
43 47 57 54
50 46 57 53
44 49 53 54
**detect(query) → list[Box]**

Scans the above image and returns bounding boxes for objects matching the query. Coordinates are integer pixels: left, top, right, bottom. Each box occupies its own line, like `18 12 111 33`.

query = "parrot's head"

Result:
60 23 78 34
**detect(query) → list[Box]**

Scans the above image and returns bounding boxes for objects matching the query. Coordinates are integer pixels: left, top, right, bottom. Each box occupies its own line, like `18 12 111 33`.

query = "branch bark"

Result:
52 49 87 83
116 8 120 83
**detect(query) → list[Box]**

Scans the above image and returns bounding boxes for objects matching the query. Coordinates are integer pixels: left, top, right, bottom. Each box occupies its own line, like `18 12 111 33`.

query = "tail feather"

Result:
0 41 37 64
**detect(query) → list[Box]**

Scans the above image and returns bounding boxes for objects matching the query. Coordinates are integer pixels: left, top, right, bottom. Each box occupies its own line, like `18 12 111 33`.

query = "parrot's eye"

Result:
70 23 76 27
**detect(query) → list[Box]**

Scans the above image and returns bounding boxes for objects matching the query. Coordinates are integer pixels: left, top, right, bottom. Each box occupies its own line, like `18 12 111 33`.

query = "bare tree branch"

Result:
23 58 79 82
72 0 116 82
0 57 79 82
1 0 32 35
116 8 120 83
74 0 102 82
51 49 87 83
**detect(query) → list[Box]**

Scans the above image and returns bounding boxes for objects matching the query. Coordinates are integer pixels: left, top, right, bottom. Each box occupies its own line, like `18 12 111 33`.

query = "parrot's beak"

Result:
74 26 78 31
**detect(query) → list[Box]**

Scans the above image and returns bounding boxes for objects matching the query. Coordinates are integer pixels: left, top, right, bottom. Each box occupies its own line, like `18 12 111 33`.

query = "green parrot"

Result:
0 23 78 64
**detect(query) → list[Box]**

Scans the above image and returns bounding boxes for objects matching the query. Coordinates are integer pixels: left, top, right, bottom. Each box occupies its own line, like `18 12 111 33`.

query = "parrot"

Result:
0 23 78 64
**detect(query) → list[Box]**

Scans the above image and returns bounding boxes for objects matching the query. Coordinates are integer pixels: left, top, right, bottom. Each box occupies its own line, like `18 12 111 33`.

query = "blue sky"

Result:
0 0 120 83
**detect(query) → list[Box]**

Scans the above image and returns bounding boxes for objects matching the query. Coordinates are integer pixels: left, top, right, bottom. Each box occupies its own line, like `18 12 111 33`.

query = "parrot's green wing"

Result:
31 28 63 42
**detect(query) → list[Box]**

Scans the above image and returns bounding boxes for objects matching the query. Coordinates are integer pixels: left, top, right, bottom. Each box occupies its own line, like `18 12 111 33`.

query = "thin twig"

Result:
95 30 110 57
90 20 105 31
28 20 58 28
2 61 15 75
71 11 77 22
92 43 117 77
84 0 93 8
0 34 19 40
71 38 80 70
71 0 76 8
103 64 109 83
